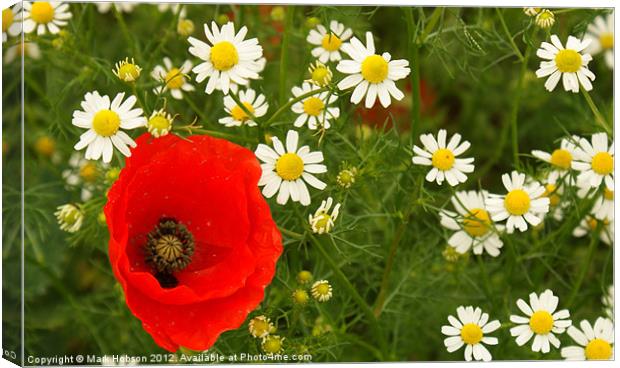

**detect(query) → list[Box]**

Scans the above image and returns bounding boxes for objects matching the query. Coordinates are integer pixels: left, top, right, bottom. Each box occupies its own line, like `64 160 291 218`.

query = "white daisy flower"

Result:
535 35 595 93
219 88 268 127
291 82 340 130
248 315 275 339
441 306 501 362
585 13 614 69
531 136 580 184
523 8 541 17
146 109 174 138
55 204 84 233
440 191 504 257
306 20 353 63
487 171 550 233
573 216 613 246
308 197 341 234
602 285 613 320
95 2 136 14
151 57 195 100
337 31 410 108
2 4 22 43
540 173 569 221
311 280 333 302
411 129 474 186
62 153 101 201
510 289 571 353
3 42 41 64
535 10 555 29
306 60 333 87
573 132 614 190
21 1 72 35
188 21 265 94
72 91 146 163
561 317 614 360
255 130 327 206
591 187 614 221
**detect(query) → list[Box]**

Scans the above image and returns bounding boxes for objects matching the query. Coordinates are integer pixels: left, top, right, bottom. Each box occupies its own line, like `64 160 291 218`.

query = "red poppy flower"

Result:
105 133 282 352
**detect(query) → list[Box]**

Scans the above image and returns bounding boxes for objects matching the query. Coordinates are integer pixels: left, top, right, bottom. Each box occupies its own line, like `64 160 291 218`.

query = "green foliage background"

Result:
1 2 614 363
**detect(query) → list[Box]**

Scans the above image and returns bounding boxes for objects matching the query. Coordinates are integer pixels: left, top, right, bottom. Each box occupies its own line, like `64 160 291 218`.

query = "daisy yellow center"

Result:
361 55 388 84
538 11 553 21
148 115 171 131
79 162 98 183
34 136 55 156
231 102 255 122
210 41 239 71
555 49 582 73
321 33 342 51
275 153 304 181
604 188 614 200
550 149 572 169
314 213 331 230
591 152 613 175
311 66 329 83
118 63 140 81
587 217 599 230
303 97 325 117
165 68 185 89
463 208 491 237
63 208 80 225
585 338 612 360
315 283 330 296
31 2 55 24
92 110 121 137
263 336 282 354
251 319 270 336
600 33 614 50
544 184 561 207
504 189 531 216
460 323 483 345
431 148 455 171
529 310 554 334
2 9 14 32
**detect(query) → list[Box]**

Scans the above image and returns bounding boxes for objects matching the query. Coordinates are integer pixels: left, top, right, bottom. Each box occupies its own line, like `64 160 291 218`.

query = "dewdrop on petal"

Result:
306 61 333 87
113 57 142 82
292 289 310 305
248 315 275 338
311 280 333 302
536 10 555 29
262 335 285 354
55 204 84 233
147 109 174 138
297 270 313 285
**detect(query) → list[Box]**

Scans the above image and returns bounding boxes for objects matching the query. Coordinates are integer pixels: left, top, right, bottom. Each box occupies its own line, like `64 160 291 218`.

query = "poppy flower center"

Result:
529 310 554 334
303 97 325 116
145 218 194 288
92 110 121 137
275 153 304 181
2 9 14 32
550 148 572 169
460 323 483 345
431 148 455 171
165 68 185 89
361 54 388 84
231 102 255 122
585 338 612 360
210 41 239 71
555 49 582 73
321 33 342 51
504 189 531 215
591 152 613 175
31 2 55 24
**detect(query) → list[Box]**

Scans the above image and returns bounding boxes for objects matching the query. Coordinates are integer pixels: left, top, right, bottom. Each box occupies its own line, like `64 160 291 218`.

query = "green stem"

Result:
496 8 524 61
264 87 330 128
476 255 493 300
279 6 294 105
567 231 599 307
309 234 387 358
185 95 210 126
405 8 421 140
508 38 533 170
581 88 611 134
418 7 443 44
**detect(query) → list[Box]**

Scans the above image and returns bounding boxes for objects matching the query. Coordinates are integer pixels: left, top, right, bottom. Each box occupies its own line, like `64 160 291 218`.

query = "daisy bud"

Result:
34 136 56 157
535 10 555 29
105 167 121 185
261 335 285 354
336 167 358 188
177 18 195 37
216 14 229 25
270 6 285 22
97 211 107 226
441 245 461 263
113 57 142 82
147 109 174 138
292 289 309 305
55 204 84 233
248 315 275 339
305 17 321 29
311 280 333 302
296 270 313 285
